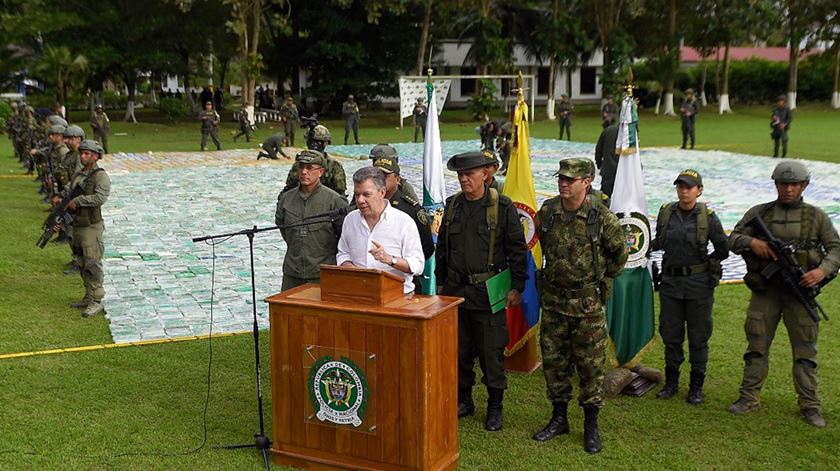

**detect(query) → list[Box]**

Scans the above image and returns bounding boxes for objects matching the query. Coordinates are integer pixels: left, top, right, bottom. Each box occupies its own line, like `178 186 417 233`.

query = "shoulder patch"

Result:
417 208 429 225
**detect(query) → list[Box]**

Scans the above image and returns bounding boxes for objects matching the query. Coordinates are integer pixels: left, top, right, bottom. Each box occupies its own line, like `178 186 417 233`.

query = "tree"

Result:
34 46 88 118
225 0 268 121
782 0 828 109
456 0 512 79
589 0 637 99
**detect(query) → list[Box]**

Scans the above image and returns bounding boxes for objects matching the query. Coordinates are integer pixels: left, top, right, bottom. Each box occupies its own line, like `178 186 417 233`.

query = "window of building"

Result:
580 67 597 95
537 67 550 95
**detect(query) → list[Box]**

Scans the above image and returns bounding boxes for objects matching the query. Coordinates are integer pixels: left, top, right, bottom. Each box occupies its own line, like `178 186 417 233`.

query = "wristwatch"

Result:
389 256 398 267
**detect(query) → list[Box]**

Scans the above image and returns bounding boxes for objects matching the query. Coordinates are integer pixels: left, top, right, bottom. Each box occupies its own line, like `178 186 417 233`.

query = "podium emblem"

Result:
309 355 369 427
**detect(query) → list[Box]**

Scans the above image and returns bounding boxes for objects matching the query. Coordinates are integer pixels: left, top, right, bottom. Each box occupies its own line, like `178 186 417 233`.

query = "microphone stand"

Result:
192 212 342 471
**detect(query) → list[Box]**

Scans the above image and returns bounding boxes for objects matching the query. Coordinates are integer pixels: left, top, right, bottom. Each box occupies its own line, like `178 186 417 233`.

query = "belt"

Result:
447 268 498 286
664 263 708 276
554 284 600 300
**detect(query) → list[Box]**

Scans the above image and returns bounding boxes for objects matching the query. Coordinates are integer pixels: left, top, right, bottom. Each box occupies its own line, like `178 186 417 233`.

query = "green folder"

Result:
486 268 511 314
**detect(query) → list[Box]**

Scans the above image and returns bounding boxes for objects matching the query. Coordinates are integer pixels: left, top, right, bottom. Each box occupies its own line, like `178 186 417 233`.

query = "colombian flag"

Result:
502 99 541 355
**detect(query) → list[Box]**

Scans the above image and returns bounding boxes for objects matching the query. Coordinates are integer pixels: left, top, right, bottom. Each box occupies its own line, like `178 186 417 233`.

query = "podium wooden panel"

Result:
267 266 463 470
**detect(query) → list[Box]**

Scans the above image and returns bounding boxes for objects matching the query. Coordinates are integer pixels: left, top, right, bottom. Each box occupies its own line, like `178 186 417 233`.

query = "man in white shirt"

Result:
337 167 425 294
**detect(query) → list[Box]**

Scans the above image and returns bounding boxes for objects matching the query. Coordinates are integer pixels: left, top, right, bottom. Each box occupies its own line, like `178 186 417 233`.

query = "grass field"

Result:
2 107 840 470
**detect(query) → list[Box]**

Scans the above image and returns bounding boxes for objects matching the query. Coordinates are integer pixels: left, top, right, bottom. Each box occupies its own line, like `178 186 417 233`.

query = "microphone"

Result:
304 206 349 220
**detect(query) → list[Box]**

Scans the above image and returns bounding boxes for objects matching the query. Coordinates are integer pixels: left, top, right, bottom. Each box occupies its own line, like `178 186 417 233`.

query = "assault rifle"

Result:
37 184 83 248
746 215 832 322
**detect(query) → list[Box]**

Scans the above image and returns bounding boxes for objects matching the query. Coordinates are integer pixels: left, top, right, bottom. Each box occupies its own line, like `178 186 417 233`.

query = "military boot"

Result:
687 371 705 405
802 409 827 428
485 387 504 432
457 388 475 418
82 301 105 318
532 401 569 441
582 405 602 454
70 296 91 309
657 367 679 399
728 396 760 415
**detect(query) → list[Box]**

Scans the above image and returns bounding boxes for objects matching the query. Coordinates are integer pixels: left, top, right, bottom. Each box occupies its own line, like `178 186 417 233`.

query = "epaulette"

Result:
403 194 421 207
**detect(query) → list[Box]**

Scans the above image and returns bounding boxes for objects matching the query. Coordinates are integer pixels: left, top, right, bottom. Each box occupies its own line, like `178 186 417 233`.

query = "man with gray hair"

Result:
337 166 425 293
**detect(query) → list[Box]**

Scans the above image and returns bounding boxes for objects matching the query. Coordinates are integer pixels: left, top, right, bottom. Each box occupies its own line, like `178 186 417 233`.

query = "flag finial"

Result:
513 70 528 104
624 68 635 98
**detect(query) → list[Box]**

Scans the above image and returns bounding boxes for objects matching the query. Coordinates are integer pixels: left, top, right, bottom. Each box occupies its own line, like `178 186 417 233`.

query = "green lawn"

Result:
2 110 840 470
81 103 840 163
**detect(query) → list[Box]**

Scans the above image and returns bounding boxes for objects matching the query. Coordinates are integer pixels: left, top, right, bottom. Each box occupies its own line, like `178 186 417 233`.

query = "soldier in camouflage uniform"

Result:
532 158 627 454
233 105 253 142
342 94 360 145
257 133 285 160
679 89 699 149
728 161 840 427
275 150 347 290
59 140 111 317
284 125 347 198
280 96 300 146
22 106 38 174
199 101 221 151
32 124 68 201
557 94 572 140
58 125 86 267
6 102 22 161
480 149 504 194
650 170 729 405
770 95 793 158
90 104 110 153
436 151 528 432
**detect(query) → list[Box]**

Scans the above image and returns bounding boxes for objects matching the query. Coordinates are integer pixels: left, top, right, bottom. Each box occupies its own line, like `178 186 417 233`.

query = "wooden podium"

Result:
267 265 463 470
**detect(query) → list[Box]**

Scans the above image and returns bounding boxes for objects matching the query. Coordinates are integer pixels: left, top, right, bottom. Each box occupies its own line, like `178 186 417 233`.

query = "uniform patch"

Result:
619 212 650 269
308 355 369 427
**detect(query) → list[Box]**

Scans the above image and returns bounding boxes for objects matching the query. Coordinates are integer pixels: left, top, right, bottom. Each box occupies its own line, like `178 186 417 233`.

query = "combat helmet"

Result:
47 115 68 127
79 139 105 156
63 125 86 139
310 124 331 142
771 161 810 183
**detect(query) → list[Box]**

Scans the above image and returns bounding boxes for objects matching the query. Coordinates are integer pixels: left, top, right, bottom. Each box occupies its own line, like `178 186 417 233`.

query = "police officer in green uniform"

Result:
280 96 300 146
342 94 360 145
275 150 347 291
61 140 111 317
531 158 627 454
373 157 434 262
33 124 68 200
651 169 729 404
284 124 347 198
771 95 793 158
90 104 110 153
594 124 619 197
57 125 86 269
199 101 221 151
728 161 840 427
679 88 699 149
436 151 528 432
257 133 285 160
557 94 572 140
368 144 419 202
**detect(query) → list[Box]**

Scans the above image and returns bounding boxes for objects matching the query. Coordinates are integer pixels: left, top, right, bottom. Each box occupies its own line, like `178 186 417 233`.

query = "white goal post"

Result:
398 74 536 128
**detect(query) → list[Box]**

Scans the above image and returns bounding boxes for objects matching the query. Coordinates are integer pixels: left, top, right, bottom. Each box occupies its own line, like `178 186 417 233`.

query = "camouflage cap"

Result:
553 158 595 178
295 149 327 167
373 156 399 175
772 161 809 183
369 144 398 161
674 169 702 187
310 124 331 142
47 115 68 127
48 124 67 135
447 151 492 172
79 139 104 156
63 125 86 138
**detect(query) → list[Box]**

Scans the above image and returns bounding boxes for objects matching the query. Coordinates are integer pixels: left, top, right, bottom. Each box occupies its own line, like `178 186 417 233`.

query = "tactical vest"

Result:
72 168 105 227
445 187 499 278
657 202 711 255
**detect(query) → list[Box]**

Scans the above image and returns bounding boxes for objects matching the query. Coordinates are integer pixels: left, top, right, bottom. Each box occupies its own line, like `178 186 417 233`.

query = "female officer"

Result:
650 169 729 404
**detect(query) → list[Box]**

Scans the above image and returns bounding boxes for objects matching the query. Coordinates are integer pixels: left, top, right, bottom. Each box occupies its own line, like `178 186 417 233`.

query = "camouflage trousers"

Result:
73 222 105 302
201 129 221 150
540 308 607 407
739 289 820 411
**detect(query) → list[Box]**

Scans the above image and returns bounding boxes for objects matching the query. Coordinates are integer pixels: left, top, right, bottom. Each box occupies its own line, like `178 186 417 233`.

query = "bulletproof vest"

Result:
445 187 499 270
657 202 711 257
72 168 105 226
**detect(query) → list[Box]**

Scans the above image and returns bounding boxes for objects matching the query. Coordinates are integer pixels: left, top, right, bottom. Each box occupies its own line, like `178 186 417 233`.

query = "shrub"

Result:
467 79 499 121
158 97 190 124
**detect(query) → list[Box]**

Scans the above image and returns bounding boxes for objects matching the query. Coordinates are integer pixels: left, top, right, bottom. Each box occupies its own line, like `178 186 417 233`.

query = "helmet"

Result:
771 161 809 183
369 144 398 161
79 139 105 156
47 115 68 127
310 124 331 142
48 124 67 135
63 125 86 139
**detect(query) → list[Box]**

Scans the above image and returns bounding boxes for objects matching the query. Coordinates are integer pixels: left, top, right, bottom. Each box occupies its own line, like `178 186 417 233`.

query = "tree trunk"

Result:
124 78 137 123
832 46 840 109
661 0 677 116
713 48 721 102
699 60 708 106
547 58 557 120
416 0 433 75
787 6 798 110
566 65 573 100
719 43 732 114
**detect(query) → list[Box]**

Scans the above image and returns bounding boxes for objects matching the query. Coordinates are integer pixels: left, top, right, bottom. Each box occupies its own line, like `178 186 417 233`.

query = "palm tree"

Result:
35 45 88 119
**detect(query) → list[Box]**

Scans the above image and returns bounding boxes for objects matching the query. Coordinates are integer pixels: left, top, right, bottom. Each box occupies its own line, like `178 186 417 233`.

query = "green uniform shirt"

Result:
275 183 347 280
729 199 840 277
436 187 528 310
68 164 110 227
90 111 110 133
537 195 627 317
199 110 220 131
